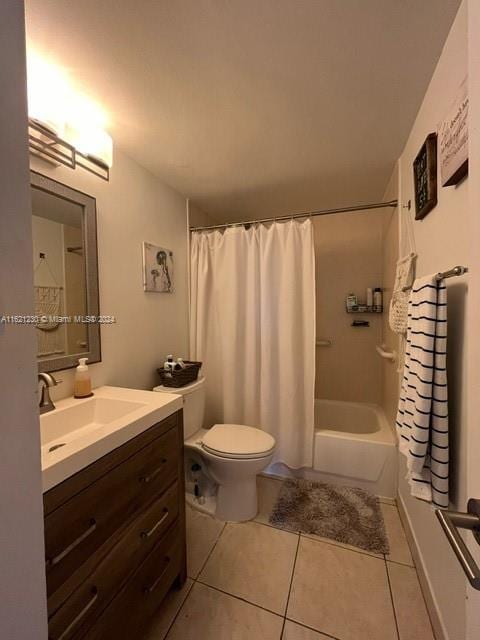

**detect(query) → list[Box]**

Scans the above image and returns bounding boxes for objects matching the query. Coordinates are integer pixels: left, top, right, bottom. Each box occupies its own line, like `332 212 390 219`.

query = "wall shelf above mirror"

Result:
31 171 101 373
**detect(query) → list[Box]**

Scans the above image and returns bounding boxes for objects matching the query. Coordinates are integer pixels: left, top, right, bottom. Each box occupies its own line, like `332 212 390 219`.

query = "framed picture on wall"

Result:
413 133 438 220
142 242 174 292
438 78 468 187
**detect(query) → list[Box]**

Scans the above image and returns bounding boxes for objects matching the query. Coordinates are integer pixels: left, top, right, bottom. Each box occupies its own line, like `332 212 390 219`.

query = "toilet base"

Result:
184 428 272 522
185 479 258 522
185 492 217 517
216 478 258 521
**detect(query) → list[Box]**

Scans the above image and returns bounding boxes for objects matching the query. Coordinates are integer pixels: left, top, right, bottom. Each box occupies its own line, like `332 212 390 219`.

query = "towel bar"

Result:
402 265 468 292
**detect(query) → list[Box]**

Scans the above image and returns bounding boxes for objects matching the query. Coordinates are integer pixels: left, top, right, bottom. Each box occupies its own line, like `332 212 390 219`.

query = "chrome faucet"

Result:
38 372 59 414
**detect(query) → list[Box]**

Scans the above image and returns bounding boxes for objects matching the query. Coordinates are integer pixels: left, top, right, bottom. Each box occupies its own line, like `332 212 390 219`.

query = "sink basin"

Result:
41 396 146 453
40 385 183 492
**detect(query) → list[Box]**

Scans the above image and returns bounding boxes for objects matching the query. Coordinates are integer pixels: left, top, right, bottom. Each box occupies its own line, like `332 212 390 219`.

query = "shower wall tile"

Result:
314 210 384 404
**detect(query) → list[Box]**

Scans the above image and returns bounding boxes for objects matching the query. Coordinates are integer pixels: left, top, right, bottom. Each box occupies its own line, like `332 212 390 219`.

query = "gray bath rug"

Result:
269 478 390 555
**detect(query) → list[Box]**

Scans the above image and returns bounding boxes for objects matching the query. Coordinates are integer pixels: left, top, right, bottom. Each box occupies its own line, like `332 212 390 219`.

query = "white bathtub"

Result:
312 399 397 498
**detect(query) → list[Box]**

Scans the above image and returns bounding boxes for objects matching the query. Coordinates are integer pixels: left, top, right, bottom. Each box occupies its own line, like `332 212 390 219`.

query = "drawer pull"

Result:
143 557 170 595
139 459 167 484
47 519 97 568
140 509 169 539
56 587 98 640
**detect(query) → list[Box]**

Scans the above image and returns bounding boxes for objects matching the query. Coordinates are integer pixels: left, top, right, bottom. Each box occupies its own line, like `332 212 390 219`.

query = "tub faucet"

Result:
38 372 59 414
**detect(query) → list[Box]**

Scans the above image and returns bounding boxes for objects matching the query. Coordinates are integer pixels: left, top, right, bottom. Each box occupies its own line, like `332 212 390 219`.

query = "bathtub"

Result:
266 399 398 498
312 399 397 498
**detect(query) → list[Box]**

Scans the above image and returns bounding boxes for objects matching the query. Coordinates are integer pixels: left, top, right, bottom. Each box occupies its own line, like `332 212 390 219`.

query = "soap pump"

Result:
74 358 93 398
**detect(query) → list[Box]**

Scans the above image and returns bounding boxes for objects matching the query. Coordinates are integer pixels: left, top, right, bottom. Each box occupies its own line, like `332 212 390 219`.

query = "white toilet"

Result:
153 377 275 521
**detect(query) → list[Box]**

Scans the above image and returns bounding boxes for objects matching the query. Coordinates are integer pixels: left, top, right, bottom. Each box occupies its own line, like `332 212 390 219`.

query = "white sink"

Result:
41 397 146 453
40 385 182 492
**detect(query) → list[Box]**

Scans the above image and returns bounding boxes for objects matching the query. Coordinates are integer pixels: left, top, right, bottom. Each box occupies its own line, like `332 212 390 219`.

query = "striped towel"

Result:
395 275 449 508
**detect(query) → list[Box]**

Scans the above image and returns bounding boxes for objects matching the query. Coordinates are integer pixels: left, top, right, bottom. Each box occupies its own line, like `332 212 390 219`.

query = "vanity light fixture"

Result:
66 122 113 173
27 52 69 137
26 50 112 180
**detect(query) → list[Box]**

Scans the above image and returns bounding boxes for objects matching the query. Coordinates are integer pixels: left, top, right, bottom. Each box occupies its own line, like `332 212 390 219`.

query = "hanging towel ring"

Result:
34 252 62 288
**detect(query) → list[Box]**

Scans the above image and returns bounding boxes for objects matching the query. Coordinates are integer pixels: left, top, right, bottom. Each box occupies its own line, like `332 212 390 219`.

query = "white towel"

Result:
395 274 449 508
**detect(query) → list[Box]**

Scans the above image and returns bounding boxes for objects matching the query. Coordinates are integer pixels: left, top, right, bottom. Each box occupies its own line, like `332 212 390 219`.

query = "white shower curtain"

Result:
190 219 315 469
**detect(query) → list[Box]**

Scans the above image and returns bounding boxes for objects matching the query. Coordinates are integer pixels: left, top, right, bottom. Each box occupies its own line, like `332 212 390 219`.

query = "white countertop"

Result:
41 385 182 492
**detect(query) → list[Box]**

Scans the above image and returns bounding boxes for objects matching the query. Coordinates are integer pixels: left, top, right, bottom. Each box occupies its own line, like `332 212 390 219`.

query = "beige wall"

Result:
390 3 469 639
0 1 48 637
188 202 218 228
314 210 384 403
465 2 480 636
32 216 65 287
380 167 400 425
30 147 190 399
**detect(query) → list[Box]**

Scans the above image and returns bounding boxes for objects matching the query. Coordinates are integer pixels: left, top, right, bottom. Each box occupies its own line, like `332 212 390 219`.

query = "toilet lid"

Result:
201 424 275 459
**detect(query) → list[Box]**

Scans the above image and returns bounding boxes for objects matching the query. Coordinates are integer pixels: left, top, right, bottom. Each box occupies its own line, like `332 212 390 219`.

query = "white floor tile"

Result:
186 505 225 578
199 520 298 614
382 504 414 566
283 620 334 640
166 582 284 640
144 579 194 640
287 537 397 640
300 531 383 559
388 561 435 640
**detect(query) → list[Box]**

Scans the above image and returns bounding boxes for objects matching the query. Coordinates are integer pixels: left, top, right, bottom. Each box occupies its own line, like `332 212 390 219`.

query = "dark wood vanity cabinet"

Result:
43 410 186 640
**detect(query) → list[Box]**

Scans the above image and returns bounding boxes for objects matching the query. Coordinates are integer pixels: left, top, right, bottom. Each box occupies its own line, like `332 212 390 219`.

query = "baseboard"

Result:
397 493 448 640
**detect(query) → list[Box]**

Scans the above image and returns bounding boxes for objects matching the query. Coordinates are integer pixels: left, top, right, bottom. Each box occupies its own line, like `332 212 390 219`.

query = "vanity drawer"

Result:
48 484 180 640
45 425 179 597
85 524 183 640
44 412 179 516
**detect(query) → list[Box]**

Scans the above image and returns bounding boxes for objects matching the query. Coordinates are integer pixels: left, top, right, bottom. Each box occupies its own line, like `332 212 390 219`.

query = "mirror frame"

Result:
32 171 102 373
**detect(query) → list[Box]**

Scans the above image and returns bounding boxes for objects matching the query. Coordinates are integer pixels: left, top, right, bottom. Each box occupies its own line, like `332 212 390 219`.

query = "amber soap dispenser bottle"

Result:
74 358 93 398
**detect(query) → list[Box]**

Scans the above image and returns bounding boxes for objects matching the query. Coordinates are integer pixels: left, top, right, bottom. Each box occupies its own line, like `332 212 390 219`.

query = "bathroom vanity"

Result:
32 170 188 638
41 387 185 640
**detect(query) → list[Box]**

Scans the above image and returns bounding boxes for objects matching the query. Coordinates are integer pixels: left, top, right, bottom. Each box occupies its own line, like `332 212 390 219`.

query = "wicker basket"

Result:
156 360 202 388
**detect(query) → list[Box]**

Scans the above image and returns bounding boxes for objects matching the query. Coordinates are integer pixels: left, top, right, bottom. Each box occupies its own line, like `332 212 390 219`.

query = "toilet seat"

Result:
201 424 275 460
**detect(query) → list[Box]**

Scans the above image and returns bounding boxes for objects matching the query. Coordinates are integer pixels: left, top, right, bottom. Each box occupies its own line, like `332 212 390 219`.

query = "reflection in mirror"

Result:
31 171 101 373
32 189 88 358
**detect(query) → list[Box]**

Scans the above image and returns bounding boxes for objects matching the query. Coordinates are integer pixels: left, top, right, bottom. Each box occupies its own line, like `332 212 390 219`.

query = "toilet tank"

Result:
153 377 205 439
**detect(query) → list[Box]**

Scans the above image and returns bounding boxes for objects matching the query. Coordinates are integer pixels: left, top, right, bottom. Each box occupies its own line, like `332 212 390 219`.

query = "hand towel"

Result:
395 274 449 508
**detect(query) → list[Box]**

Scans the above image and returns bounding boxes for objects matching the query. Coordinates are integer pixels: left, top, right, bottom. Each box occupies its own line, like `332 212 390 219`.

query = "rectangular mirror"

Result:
31 171 101 372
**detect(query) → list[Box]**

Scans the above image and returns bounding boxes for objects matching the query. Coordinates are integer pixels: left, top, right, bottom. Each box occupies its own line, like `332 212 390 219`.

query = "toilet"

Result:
153 377 275 521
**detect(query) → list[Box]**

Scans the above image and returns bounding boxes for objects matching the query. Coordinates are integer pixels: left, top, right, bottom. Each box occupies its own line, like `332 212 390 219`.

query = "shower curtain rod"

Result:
189 199 398 231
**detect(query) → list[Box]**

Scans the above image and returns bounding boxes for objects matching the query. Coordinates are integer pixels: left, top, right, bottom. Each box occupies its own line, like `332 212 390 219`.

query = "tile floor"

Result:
144 476 435 640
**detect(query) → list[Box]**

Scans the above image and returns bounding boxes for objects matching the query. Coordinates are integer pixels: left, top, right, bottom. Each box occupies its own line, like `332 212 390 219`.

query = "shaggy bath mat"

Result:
269 478 389 554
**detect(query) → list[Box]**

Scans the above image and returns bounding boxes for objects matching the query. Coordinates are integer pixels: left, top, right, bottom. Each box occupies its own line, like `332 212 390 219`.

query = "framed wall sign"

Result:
413 133 438 220
438 78 468 187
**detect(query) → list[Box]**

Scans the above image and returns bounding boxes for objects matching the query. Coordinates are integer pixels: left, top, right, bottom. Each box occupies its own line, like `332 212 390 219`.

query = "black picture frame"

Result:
413 133 438 220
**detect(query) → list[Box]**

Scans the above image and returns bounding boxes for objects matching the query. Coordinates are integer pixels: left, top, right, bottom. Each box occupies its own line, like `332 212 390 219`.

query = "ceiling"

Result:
32 187 82 228
26 0 460 222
